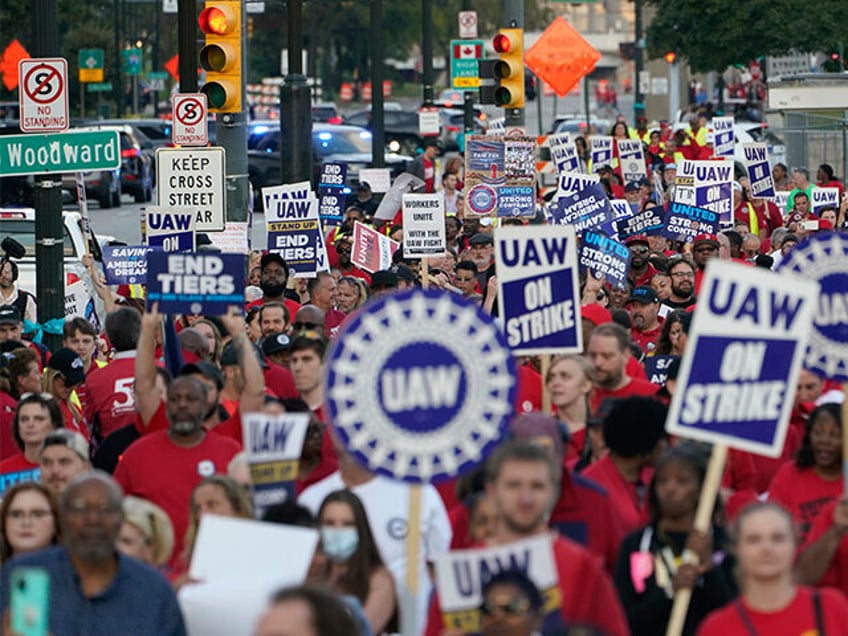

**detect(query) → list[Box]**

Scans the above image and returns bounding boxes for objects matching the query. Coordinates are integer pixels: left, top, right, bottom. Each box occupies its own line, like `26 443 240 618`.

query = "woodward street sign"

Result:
0 130 120 176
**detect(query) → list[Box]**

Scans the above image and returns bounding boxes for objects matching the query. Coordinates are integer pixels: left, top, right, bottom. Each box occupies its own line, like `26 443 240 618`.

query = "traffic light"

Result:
492 28 524 108
664 51 677 64
198 0 242 113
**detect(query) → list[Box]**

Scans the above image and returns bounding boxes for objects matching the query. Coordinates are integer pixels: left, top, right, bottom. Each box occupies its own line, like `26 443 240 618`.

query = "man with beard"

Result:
0 471 186 636
692 233 720 294
587 323 658 413
627 286 664 355
467 233 495 292
39 429 91 496
662 256 697 312
249 253 301 318
333 234 371 284
624 235 657 288
114 359 240 568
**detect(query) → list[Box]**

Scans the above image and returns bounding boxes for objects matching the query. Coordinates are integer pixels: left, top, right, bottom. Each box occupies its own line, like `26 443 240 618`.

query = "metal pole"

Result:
669 61 680 124
370 0 385 168
535 72 543 136
633 0 645 123
33 0 64 351
153 4 161 117
584 75 590 132
281 0 313 184
422 0 434 105
462 0 475 138
503 0 524 129
178 0 198 92
115 0 124 117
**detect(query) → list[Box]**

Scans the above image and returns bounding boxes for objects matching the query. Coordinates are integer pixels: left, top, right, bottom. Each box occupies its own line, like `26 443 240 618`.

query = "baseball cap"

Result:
220 341 269 368
469 232 494 246
262 332 292 356
624 234 650 247
47 347 86 386
0 305 21 325
180 360 224 391
396 265 416 283
356 181 371 192
580 303 612 327
39 429 89 461
693 233 720 248
664 163 677 171
624 181 641 193
594 164 613 174
370 270 398 288
260 252 289 276
629 286 659 305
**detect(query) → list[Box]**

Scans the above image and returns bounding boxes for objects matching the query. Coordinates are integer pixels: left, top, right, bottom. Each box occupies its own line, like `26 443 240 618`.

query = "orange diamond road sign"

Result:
525 17 601 98
0 39 30 91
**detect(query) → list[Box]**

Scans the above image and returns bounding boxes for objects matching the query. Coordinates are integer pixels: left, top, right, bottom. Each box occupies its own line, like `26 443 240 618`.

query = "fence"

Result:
771 112 848 180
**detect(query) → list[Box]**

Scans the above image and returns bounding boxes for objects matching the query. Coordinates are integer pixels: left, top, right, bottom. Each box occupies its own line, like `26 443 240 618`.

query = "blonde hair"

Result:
545 354 595 385
122 496 175 567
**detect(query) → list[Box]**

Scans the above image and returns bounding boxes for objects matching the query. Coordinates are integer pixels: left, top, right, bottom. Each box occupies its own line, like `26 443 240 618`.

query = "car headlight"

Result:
387 140 400 153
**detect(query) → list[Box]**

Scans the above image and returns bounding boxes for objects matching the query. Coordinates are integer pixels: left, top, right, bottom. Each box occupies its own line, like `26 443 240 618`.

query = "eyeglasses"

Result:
670 271 695 279
480 598 533 617
455 276 476 283
66 501 122 518
8 509 52 522
292 321 321 331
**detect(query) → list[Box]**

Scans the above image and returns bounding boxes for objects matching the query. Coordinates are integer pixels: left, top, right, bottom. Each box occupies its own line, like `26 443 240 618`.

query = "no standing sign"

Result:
18 58 69 133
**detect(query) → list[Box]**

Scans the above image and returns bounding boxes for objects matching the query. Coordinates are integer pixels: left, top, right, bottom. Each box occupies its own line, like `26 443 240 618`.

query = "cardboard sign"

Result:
146 252 245 315
402 193 447 257
207 222 250 254
645 354 678 385
616 138 647 185
433 536 560 634
374 173 425 221
325 289 516 483
578 229 631 287
263 183 326 277
774 190 791 212
351 221 399 273
548 131 580 174
145 206 196 252
666 260 818 456
743 143 775 199
102 245 159 285
663 201 720 243
590 136 612 167
242 412 309 515
358 168 392 193
674 160 734 226
617 205 665 239
464 135 536 217
549 182 614 234
495 225 582 355
778 232 848 381
712 117 735 157
812 187 839 214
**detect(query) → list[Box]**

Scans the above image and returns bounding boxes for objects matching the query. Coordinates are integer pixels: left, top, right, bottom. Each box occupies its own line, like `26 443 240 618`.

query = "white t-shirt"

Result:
299 472 452 636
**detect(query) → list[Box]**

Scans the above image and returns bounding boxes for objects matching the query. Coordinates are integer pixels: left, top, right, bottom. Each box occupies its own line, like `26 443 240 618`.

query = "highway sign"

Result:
122 49 142 76
87 82 113 92
0 130 120 176
18 58 69 132
78 49 104 83
156 147 226 232
450 39 483 91
172 93 208 146
525 17 601 97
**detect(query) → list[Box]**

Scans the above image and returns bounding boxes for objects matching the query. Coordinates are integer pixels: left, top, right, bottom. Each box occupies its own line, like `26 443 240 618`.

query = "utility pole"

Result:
33 0 64 351
370 0 385 167
462 0 475 137
178 0 198 92
422 0 434 106
503 0 524 129
634 0 645 123
281 0 313 184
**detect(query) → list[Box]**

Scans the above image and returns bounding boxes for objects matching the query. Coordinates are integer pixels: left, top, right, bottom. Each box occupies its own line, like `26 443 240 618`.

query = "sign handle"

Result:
843 383 848 493
421 259 429 290
540 355 551 412
75 172 92 257
664 443 728 636
401 484 423 636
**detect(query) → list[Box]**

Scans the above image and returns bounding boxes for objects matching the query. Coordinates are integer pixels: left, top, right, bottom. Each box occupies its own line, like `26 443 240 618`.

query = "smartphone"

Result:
10 567 50 636
802 220 819 231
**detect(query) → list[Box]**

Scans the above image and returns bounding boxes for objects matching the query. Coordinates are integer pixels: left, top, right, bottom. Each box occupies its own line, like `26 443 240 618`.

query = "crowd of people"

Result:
0 109 848 636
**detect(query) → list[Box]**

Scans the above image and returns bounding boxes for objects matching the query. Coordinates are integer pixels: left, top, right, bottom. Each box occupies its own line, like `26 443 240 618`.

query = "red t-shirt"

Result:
58 400 89 441
264 365 298 400
134 400 169 436
84 352 138 440
0 453 38 476
514 364 543 415
324 308 347 338
768 463 843 544
589 377 658 414
582 455 653 534
631 322 664 355
337 265 371 285
802 499 848 592
0 390 18 462
113 429 240 566
751 424 801 494
697 586 848 636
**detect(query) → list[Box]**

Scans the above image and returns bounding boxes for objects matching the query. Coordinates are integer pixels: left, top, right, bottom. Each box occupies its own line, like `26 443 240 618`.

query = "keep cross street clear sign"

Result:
0 130 120 176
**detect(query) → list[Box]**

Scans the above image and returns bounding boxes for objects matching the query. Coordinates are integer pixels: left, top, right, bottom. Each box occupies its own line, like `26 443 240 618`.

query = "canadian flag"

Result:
454 43 482 59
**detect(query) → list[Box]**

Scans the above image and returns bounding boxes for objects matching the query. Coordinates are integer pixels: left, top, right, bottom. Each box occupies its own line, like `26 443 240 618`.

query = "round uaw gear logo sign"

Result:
778 231 848 381
325 289 516 483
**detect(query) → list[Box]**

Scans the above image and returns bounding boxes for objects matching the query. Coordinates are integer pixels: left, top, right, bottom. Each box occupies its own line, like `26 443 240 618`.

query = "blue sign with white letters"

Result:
325 289 516 483
578 229 631 287
617 205 665 239
549 183 614 234
663 201 719 243
645 355 678 386
102 245 160 285
146 251 245 315
743 143 775 199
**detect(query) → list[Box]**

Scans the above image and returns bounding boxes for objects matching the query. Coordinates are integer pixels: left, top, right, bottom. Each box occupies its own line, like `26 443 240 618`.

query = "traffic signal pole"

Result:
280 0 312 185
33 0 64 350
503 0 524 129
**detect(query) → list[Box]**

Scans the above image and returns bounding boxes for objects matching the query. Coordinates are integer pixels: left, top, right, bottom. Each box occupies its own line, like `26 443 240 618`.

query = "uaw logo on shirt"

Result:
324 289 517 483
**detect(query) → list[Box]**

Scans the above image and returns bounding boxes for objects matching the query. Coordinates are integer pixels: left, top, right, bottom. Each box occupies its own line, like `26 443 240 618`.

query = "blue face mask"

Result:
320 526 359 562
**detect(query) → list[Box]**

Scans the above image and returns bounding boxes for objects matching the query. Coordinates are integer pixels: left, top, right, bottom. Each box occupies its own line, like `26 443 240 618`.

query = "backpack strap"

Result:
813 589 825 636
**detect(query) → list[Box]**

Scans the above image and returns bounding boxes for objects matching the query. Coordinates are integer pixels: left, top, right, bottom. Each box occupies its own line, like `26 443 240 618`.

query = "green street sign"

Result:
87 82 113 92
79 49 105 83
122 48 143 76
0 131 121 177
148 71 169 80
450 39 484 91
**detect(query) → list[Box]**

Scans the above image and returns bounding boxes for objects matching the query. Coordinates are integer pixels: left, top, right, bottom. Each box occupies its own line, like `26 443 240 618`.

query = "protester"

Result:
478 569 545 636
656 310 691 356
39 429 90 496
701 502 848 635
0 393 64 481
0 481 59 562
259 301 291 338
545 354 593 459
336 276 368 314
307 272 346 336
117 495 175 569
253 585 362 636
628 286 664 355
0 471 187 635
586 323 658 412
44 347 89 439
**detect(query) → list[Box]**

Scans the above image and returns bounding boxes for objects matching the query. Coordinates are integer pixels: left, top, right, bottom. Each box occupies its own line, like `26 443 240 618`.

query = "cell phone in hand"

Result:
10 567 50 636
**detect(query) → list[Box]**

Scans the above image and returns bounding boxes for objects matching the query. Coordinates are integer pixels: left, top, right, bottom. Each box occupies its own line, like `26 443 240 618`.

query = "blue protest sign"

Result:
617 205 665 239
666 260 818 456
266 194 323 277
145 207 195 252
556 172 599 198
616 139 646 185
645 355 678 385
146 252 245 315
590 136 612 167
325 289 516 483
712 117 735 157
495 225 582 355
812 187 839 214
318 162 347 195
0 468 39 495
778 232 848 380
743 143 775 199
102 245 160 285
549 182 614 234
578 229 631 287
548 132 579 175
466 137 504 173
663 201 719 243
319 192 345 226
495 186 535 217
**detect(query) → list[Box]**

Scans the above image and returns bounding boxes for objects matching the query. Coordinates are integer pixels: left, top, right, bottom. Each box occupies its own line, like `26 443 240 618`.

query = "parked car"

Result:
247 123 412 210
344 109 423 156
72 124 154 203
549 114 612 136
312 103 343 124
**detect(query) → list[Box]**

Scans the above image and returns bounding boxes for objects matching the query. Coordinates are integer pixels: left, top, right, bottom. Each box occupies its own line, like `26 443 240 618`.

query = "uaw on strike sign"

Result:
666 260 818 456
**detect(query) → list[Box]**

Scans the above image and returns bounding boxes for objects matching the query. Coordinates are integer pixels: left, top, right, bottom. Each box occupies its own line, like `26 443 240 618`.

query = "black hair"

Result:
13 394 64 450
480 569 544 614
268 585 362 636
609 308 631 331
723 230 743 250
105 306 142 352
455 260 477 276
647 444 708 523
602 396 668 458
289 334 328 361
819 163 834 181
795 403 842 469
262 499 316 527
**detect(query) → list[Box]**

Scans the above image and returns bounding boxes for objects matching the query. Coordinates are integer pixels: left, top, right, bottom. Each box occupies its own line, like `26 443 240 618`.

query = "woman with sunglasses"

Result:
479 569 544 636
0 392 64 481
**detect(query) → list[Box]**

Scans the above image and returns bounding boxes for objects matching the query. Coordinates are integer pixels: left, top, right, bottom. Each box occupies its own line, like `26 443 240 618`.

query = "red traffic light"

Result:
198 5 235 35
664 51 677 64
493 33 512 54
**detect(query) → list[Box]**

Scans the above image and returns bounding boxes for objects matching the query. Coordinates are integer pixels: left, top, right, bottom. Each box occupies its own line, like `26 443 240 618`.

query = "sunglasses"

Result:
292 321 321 330
480 598 533 617
336 247 351 254
629 247 650 255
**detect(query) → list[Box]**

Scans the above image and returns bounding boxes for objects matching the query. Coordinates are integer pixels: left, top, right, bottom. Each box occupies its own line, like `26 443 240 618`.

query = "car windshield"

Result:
0 220 74 257
313 129 372 156
747 126 785 146
312 107 338 121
